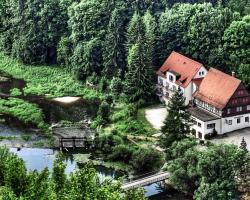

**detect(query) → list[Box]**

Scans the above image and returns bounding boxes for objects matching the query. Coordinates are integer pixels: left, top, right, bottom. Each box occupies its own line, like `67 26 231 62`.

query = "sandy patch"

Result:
145 106 167 130
53 96 81 104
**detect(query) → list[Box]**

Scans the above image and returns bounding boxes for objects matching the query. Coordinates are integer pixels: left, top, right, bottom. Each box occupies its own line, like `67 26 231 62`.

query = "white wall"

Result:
222 113 250 134
184 83 192 105
191 117 221 140
194 66 207 79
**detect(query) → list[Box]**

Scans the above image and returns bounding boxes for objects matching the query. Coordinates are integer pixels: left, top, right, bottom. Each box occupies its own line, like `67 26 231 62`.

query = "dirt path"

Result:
145 105 167 130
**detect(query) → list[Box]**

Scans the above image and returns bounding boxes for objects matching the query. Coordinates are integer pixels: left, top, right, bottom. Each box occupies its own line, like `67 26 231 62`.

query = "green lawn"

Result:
0 53 104 100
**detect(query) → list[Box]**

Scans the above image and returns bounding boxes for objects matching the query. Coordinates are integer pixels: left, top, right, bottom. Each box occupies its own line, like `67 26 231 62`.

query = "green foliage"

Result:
0 53 103 100
97 101 111 124
110 77 123 97
0 98 48 132
103 6 127 78
124 43 154 102
131 148 165 173
10 88 22 96
168 141 250 199
161 88 192 147
108 144 135 163
223 15 250 85
0 147 146 199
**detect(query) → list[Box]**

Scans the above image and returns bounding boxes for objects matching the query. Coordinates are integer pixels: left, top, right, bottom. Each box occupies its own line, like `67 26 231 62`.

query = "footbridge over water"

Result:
121 171 170 191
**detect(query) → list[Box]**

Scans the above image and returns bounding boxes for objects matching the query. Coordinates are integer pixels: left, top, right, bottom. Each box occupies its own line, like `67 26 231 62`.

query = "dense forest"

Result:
0 0 250 199
1 0 249 100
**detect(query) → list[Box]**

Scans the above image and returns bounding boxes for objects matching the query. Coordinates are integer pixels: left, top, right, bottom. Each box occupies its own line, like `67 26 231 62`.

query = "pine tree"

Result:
126 12 145 50
143 10 157 66
240 137 248 153
161 87 192 147
124 43 154 102
103 6 127 78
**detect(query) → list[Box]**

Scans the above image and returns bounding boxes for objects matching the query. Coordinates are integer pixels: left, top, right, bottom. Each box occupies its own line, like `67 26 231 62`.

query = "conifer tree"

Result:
126 12 145 49
161 87 192 147
143 10 157 66
103 6 127 78
240 137 248 153
124 43 154 102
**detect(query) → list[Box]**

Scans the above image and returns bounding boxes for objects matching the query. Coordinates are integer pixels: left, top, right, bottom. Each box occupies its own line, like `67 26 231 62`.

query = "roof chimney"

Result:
232 71 235 77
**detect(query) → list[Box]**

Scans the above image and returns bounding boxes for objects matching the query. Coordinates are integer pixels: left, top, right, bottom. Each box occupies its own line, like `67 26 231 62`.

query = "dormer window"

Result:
169 75 174 82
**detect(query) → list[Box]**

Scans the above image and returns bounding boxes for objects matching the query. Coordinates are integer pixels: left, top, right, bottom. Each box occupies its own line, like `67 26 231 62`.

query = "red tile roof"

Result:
194 68 241 110
157 51 203 88
193 78 203 87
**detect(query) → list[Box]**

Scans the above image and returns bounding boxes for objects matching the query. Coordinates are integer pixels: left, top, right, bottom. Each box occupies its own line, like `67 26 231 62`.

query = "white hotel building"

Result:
157 51 250 140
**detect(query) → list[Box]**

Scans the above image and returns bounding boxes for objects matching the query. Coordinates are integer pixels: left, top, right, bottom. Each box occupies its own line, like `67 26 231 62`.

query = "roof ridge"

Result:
172 51 203 66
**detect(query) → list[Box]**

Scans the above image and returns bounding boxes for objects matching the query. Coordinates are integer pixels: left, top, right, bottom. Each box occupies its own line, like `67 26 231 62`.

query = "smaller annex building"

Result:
157 51 250 140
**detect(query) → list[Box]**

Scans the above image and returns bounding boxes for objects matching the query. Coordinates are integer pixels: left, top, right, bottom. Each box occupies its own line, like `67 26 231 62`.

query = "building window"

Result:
191 129 196 136
159 78 163 86
232 100 237 104
172 85 176 91
237 118 241 124
243 98 248 103
169 75 174 82
238 90 244 95
247 105 250 110
245 117 249 123
236 106 243 112
198 122 201 127
207 123 215 129
228 120 232 125
198 132 202 139
227 108 231 114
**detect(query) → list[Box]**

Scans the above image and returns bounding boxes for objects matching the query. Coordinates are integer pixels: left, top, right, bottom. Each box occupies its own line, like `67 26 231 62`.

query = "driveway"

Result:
212 128 250 151
145 105 167 130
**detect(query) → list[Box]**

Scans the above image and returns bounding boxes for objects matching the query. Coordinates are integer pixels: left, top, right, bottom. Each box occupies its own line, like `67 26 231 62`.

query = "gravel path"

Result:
212 128 250 151
145 105 167 130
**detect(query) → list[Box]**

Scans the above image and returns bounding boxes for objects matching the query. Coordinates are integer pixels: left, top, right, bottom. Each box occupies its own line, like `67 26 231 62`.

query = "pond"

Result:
8 147 177 198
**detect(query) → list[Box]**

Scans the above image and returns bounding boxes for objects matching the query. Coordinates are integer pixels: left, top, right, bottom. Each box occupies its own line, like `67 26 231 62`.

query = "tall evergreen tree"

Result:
103 6 127 78
161 87 192 147
143 10 157 66
126 12 145 49
124 43 154 102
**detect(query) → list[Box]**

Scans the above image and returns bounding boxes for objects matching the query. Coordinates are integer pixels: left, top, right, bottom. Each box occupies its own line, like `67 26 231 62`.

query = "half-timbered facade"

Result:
191 68 250 139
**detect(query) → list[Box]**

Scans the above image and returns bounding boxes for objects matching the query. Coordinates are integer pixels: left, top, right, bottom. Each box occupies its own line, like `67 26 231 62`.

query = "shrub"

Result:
131 148 165 173
10 88 22 96
97 101 110 123
108 145 135 163
95 133 124 154
0 98 49 133
110 77 123 96
104 95 113 105
112 104 137 122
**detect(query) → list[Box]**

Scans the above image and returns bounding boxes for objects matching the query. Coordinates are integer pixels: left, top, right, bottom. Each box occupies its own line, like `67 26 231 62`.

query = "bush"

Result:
0 98 49 133
10 88 22 96
110 77 123 96
112 104 137 122
108 145 135 163
98 101 110 121
204 129 218 140
95 133 124 154
130 148 165 173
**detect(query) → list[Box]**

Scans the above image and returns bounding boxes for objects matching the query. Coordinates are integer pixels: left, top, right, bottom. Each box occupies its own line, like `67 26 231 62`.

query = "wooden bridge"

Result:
59 137 93 149
121 171 170 191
